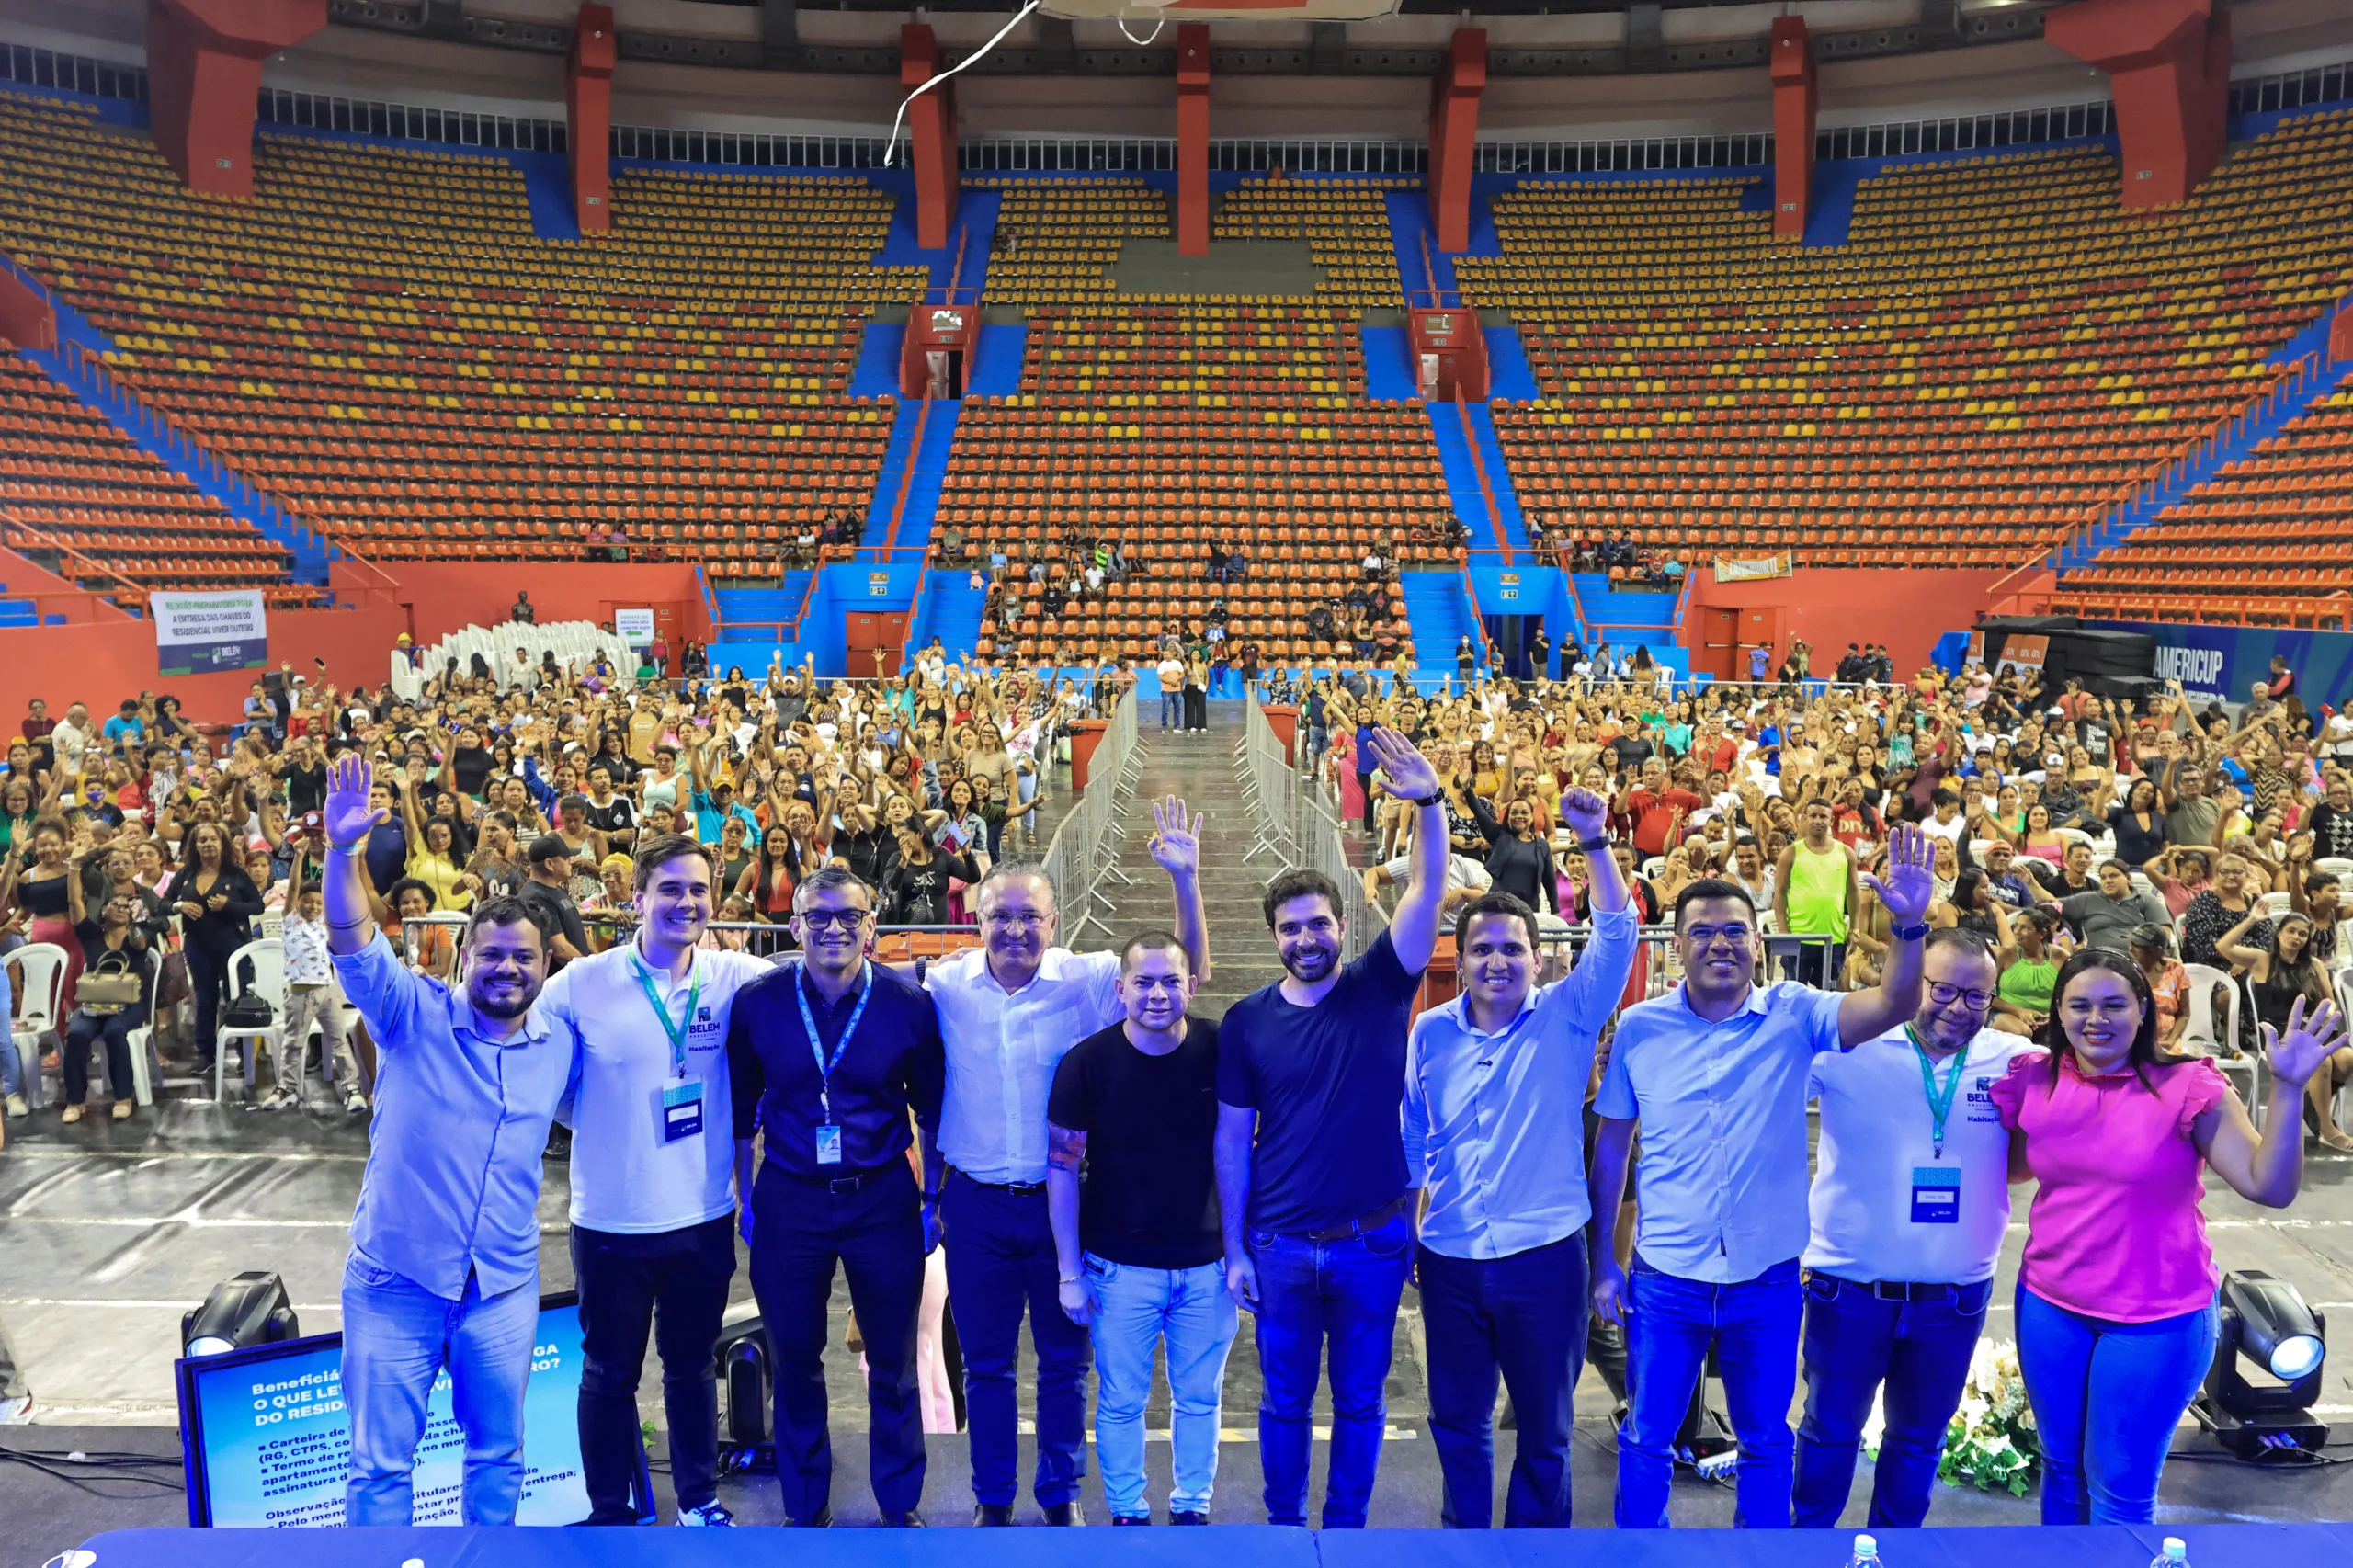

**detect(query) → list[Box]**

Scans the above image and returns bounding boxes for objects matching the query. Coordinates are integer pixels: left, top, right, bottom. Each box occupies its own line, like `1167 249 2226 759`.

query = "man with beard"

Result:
1792 929 2040 1528
729 865 945 1527
322 750 582 1525
535 835 772 1526
926 801 1209 1526
1402 784 1636 1529
1215 726 1448 1528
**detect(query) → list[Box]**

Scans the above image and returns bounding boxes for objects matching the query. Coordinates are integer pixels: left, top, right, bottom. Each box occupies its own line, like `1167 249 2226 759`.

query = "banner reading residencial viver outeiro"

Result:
152 589 267 676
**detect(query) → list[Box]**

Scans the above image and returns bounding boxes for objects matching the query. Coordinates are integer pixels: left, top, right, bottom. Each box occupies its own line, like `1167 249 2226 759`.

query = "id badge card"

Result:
661 1077 705 1143
1911 1165 1961 1224
816 1124 844 1166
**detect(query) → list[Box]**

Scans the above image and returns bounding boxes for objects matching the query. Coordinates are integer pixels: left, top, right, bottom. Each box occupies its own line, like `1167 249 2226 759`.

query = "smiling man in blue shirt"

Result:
1403 785 1635 1528
1588 820 1936 1529
320 751 581 1527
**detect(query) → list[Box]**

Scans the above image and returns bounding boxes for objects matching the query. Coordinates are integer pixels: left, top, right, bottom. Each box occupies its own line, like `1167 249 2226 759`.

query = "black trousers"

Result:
187 936 236 1066
747 1159 926 1522
572 1212 738 1522
1419 1234 1590 1528
63 1006 143 1103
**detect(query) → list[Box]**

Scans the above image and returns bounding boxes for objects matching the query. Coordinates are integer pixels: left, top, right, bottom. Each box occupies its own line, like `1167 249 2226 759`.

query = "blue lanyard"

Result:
631 951 702 1080
796 962 873 1125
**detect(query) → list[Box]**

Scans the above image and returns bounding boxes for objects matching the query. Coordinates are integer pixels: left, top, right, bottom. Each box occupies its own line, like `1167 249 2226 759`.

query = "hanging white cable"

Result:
1115 6 1169 46
885 0 1044 166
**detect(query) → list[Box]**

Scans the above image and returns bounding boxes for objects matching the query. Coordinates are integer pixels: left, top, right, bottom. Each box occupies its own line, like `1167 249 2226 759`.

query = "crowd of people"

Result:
5 624 2350 1538
0 647 1120 1122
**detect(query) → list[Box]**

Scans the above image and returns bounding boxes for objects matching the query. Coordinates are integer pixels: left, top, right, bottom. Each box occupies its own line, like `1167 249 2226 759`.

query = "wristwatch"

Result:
1577 835 1611 855
1409 791 1443 809
1890 921 1931 942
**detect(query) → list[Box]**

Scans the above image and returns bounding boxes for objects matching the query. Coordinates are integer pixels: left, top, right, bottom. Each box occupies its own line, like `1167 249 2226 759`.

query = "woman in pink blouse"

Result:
1994 948 2344 1524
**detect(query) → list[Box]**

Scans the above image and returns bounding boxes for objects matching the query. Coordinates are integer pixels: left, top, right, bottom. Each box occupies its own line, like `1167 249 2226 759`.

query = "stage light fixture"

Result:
2192 1270 2329 1460
180 1272 299 1358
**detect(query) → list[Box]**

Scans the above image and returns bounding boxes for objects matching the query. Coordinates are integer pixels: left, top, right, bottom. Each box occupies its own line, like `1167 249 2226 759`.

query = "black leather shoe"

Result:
1040 1501 1086 1527
784 1506 833 1528
1111 1515 1153 1527
974 1504 1015 1527
1170 1511 1211 1526
881 1510 925 1528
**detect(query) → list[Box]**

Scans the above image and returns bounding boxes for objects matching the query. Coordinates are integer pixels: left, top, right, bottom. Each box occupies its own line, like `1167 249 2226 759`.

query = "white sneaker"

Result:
344 1089 369 1116
3 1094 26 1119
676 1502 734 1527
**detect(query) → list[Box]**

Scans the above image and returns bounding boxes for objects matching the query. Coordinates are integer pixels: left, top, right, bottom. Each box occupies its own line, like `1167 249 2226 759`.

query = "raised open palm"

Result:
2262 995 2349 1090
323 752 388 849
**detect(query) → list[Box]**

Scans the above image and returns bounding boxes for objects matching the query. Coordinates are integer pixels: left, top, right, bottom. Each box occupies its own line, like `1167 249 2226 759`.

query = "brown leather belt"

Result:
1301 1194 1410 1244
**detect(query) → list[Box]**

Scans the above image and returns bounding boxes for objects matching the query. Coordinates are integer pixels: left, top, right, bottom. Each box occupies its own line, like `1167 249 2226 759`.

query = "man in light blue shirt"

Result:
1588 822 1936 1529
1402 785 1635 1528
321 751 581 1526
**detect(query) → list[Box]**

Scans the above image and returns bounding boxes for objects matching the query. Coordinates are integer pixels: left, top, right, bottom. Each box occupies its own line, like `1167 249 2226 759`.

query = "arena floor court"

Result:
11 722 2353 1555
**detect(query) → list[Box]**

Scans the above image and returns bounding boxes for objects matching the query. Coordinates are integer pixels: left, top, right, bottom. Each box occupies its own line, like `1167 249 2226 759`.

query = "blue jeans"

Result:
1246 1208 1414 1527
1085 1254 1239 1520
2017 1284 2219 1524
1791 1273 1992 1528
1419 1234 1588 1528
1618 1254 1803 1528
1161 691 1183 729
340 1255 540 1525
942 1169 1090 1508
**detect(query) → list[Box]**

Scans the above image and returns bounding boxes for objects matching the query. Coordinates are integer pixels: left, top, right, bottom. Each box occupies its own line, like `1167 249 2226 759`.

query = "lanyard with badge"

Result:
1905 1024 1966 1224
797 963 873 1165
633 955 706 1144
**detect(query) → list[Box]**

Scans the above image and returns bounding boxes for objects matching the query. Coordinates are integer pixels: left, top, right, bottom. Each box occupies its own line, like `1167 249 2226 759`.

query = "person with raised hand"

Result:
320 747 582 1526
1215 724 1447 1528
926 796 1208 1527
1997 956 2349 1525
1588 819 1936 1528
1403 782 1637 1528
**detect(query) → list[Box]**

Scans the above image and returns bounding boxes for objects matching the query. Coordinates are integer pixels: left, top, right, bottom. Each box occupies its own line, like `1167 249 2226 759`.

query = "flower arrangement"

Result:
1938 1336 2040 1497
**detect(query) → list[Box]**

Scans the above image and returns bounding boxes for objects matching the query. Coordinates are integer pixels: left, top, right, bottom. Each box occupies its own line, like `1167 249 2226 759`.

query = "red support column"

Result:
1768 17 1815 239
144 0 324 199
2048 0 2228 209
1427 28 1485 256
1176 25 1211 256
902 24 961 252
569 4 615 234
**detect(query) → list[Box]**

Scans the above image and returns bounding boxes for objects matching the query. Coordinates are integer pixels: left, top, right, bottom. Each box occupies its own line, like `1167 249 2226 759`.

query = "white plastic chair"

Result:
11 942 72 1110
2259 891 2294 918
2184 961 2260 1123
122 947 164 1108
214 938 286 1104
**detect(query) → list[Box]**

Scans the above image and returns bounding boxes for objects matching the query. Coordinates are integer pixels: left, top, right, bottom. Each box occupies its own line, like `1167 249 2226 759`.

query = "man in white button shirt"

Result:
1793 928 2040 1528
536 833 773 1527
926 800 1209 1526
1402 785 1637 1528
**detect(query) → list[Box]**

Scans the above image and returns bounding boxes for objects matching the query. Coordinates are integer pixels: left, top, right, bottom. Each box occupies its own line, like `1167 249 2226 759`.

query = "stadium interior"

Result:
13 0 2353 1549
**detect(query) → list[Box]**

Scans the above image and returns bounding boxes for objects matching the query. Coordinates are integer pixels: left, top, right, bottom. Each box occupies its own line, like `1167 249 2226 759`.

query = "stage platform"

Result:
59 1523 2353 1568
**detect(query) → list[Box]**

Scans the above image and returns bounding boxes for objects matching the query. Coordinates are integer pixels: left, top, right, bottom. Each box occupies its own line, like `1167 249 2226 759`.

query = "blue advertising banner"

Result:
176 1299 590 1528
2099 620 2353 711
152 589 267 677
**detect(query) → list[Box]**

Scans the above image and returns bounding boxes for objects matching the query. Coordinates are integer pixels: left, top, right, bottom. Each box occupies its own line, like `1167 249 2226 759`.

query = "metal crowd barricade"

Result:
1040 691 1140 943
403 915 983 967
1528 925 1861 1004
1237 696 1386 960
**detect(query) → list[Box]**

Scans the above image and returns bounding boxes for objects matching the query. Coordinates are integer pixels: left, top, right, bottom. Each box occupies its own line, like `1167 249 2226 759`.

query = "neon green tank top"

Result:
1787 841 1851 942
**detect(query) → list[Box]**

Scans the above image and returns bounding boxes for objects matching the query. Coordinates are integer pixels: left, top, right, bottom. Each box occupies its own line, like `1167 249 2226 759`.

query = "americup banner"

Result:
152 589 267 677
176 1299 591 1527
2099 620 2353 710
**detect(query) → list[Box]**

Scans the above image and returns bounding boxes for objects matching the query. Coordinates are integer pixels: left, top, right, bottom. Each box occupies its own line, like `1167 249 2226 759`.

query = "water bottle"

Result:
2150 1540 2188 1568
1847 1535 1881 1568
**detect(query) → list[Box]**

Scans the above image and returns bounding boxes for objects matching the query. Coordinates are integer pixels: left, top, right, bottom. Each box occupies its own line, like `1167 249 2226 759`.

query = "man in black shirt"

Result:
516 835 588 970
1046 932 1233 1528
729 865 943 1528
278 733 328 818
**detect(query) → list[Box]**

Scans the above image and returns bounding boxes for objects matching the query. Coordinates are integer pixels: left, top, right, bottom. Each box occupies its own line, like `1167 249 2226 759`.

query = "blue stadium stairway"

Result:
860 399 960 555
910 569 986 663
2057 329 2353 571
1400 571 1478 676
0 592 62 628
710 576 814 658
1572 573 1685 665
4 262 341 587
1426 402 1529 553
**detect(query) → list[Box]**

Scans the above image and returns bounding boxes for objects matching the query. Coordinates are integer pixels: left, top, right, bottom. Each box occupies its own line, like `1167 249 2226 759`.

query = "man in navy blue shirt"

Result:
1214 726 1447 1528
729 864 945 1527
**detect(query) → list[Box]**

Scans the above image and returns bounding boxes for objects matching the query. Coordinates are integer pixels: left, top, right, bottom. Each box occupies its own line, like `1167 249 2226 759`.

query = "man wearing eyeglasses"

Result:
1793 928 2040 1527
727 863 945 1527
1587 823 1937 1528
926 800 1209 1526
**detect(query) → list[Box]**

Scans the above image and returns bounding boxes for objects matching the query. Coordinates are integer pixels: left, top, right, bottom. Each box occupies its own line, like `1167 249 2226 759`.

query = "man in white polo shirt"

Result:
1793 927 2041 1528
537 832 773 1527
